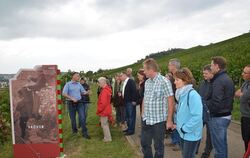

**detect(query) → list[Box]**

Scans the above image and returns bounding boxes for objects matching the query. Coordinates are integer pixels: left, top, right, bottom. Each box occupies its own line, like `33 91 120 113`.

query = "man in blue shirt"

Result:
63 72 90 139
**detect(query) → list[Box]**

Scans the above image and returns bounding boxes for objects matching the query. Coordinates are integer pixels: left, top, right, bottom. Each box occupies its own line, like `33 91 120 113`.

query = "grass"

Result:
63 83 137 158
0 140 13 158
0 84 137 158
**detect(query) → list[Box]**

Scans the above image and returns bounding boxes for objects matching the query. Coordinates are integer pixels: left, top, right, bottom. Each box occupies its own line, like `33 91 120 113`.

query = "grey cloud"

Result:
0 0 227 40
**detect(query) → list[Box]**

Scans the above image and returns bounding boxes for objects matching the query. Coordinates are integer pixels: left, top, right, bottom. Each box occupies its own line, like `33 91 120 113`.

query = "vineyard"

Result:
93 33 250 86
0 32 249 156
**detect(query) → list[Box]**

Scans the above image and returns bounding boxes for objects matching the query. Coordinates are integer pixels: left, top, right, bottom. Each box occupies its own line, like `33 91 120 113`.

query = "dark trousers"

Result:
141 121 165 158
115 106 126 124
198 123 213 158
68 102 88 136
20 116 29 139
180 138 199 158
241 117 250 151
125 102 136 134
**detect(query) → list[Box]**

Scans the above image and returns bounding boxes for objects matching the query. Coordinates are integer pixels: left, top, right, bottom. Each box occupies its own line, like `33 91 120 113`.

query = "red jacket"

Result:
96 85 112 117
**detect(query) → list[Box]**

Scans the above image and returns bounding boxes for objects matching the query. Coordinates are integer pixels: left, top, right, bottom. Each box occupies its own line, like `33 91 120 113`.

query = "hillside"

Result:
93 33 250 86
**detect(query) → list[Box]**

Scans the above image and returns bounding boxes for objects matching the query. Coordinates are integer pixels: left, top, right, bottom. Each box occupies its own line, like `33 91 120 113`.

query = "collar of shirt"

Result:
122 77 129 97
149 73 160 82
70 80 79 84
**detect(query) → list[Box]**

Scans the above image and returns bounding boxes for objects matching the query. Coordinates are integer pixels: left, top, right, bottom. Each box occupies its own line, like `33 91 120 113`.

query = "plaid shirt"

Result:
143 73 174 125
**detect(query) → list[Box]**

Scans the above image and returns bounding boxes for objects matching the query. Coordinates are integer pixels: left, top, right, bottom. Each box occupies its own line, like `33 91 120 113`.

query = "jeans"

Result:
78 103 89 127
180 138 199 158
241 117 250 151
85 103 90 121
68 102 88 136
171 129 180 145
208 117 231 158
125 102 136 134
141 120 165 158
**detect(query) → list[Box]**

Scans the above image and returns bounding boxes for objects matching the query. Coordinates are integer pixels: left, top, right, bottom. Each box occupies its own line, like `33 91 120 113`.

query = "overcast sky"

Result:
0 0 250 73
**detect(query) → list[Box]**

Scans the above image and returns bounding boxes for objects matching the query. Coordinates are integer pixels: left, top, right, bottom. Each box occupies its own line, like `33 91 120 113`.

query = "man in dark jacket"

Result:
205 56 234 158
235 65 250 152
121 71 137 135
198 64 213 158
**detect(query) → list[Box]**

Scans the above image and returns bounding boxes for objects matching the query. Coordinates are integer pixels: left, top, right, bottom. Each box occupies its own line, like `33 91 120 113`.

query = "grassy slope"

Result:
95 33 250 84
94 33 250 121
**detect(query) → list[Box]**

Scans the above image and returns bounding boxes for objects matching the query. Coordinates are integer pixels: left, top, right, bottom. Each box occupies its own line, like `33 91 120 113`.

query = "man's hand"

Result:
235 89 243 98
71 97 77 103
166 121 173 130
172 124 177 130
118 92 122 97
88 90 92 95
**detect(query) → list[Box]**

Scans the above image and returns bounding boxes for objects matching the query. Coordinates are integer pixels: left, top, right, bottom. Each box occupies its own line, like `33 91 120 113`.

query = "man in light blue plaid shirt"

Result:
141 58 175 158
143 72 173 125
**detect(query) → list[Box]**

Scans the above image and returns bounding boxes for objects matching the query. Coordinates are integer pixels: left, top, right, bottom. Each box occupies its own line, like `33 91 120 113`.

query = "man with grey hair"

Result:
168 58 181 73
165 58 181 151
126 68 134 80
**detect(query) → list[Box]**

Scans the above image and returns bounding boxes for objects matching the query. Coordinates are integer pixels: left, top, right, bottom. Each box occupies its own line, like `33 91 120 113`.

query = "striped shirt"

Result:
143 73 174 125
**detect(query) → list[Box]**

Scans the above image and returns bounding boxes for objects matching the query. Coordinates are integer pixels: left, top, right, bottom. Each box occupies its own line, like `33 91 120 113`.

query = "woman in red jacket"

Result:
96 77 112 142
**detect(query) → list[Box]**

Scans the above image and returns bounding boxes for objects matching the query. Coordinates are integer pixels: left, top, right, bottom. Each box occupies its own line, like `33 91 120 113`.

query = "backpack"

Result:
187 89 210 123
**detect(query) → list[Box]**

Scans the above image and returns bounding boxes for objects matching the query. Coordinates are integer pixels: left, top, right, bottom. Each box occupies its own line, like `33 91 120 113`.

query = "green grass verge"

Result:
0 84 137 158
63 84 137 158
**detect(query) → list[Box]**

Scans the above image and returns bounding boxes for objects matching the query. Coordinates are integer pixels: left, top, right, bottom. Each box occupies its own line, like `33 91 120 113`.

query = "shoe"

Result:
201 153 210 158
72 131 78 135
122 129 128 133
103 139 112 143
172 144 181 151
83 135 91 139
124 132 134 136
165 143 175 147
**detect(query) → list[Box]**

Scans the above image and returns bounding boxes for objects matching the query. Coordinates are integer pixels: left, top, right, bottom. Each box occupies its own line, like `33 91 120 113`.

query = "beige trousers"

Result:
100 116 112 141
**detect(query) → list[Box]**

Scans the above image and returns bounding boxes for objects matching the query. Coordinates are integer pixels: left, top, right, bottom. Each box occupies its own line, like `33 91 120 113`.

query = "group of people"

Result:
62 56 250 158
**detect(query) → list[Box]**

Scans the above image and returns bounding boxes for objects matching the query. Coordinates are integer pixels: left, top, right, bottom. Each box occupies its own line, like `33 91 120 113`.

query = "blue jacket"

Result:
176 89 203 141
